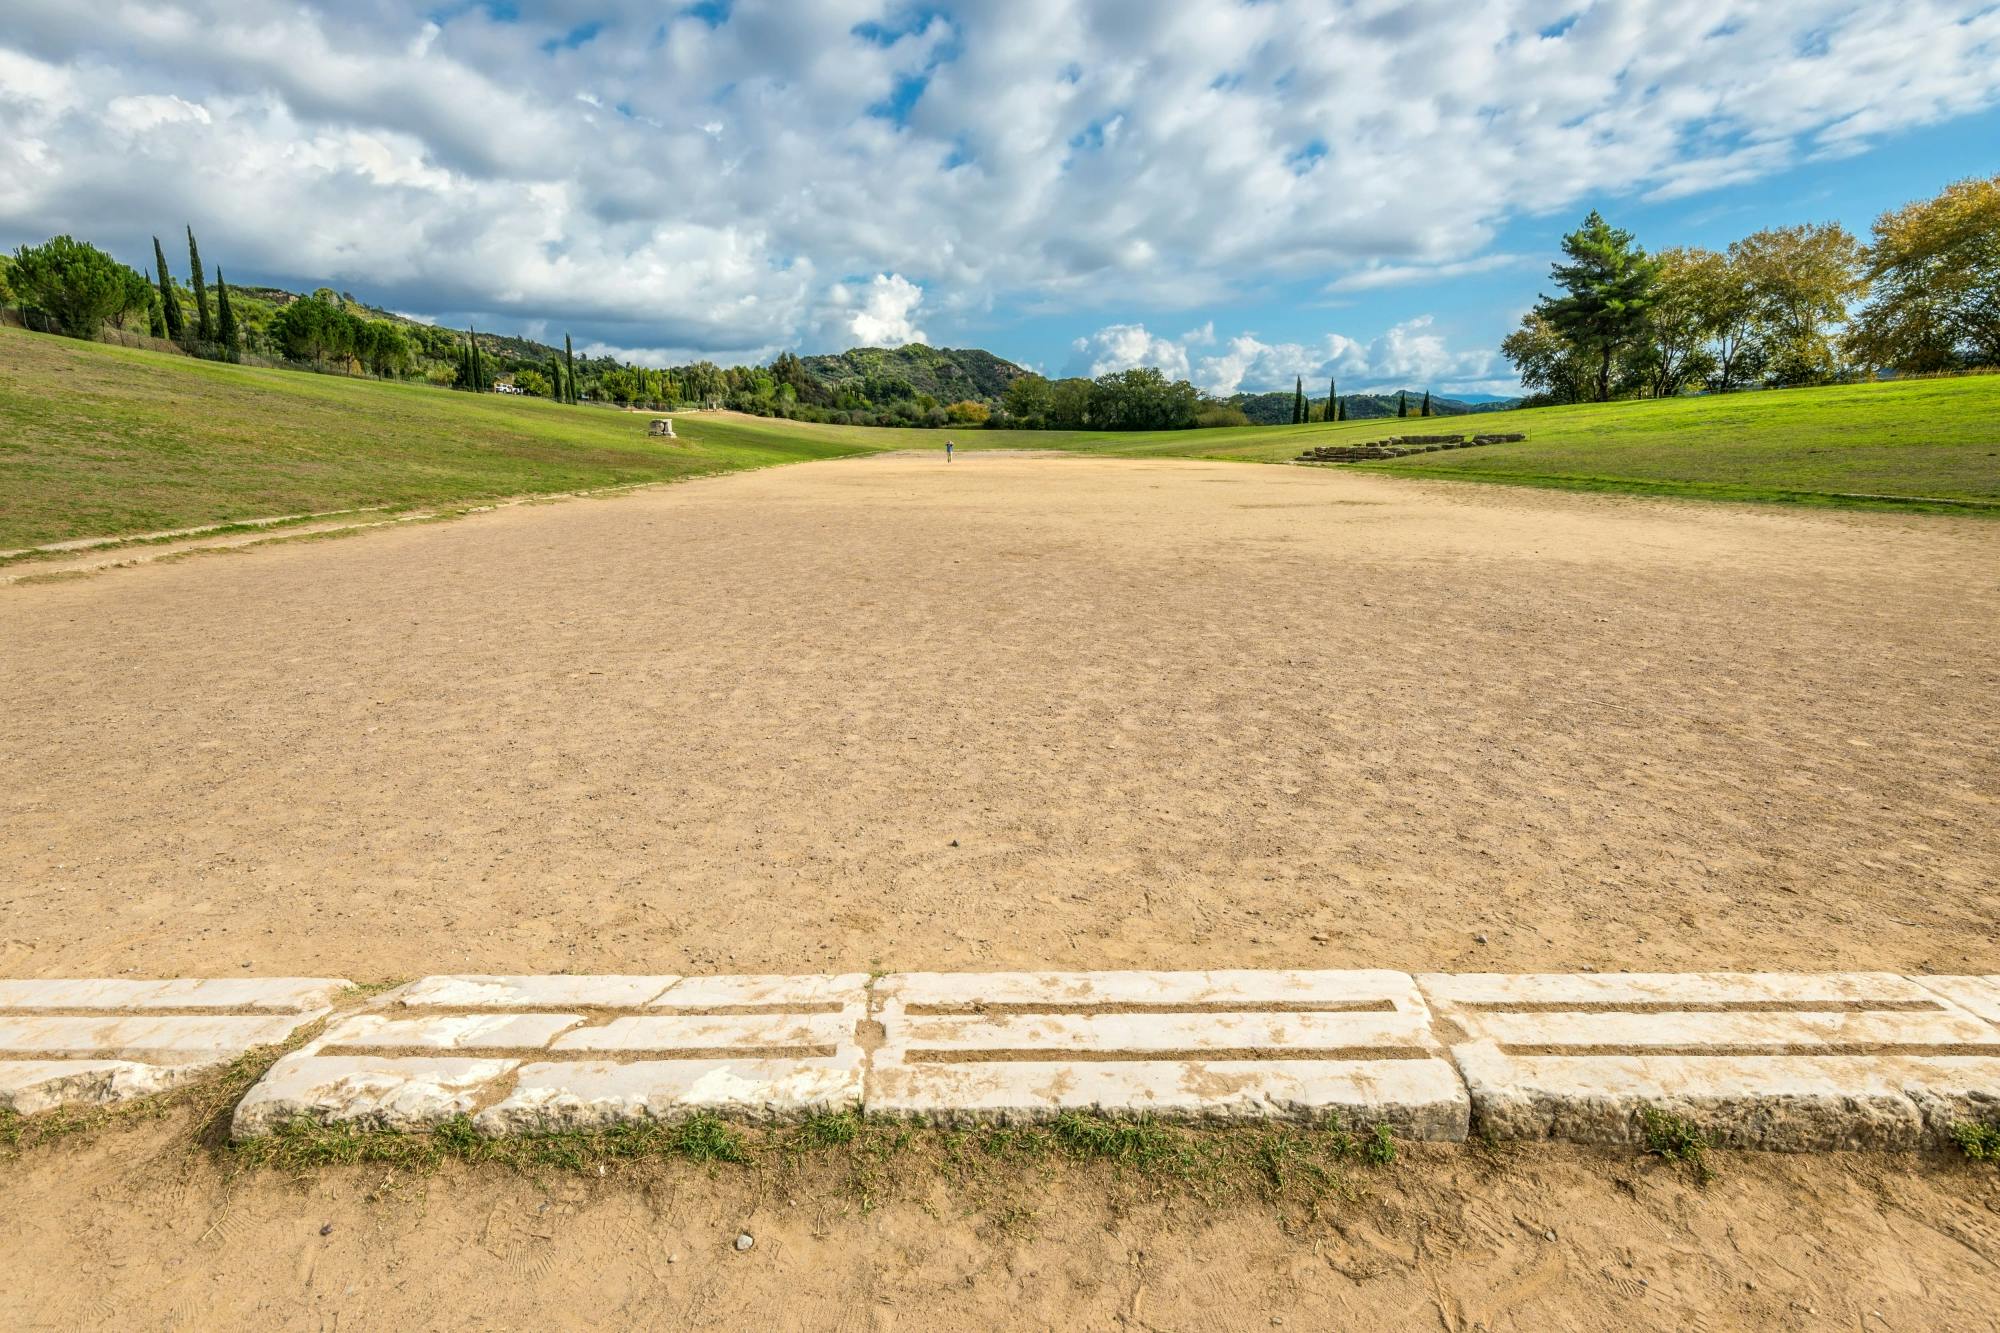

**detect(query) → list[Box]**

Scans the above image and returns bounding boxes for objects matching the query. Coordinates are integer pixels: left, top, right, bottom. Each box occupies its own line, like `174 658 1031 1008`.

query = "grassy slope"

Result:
0 327 879 548
676 375 2000 510
6 326 1997 546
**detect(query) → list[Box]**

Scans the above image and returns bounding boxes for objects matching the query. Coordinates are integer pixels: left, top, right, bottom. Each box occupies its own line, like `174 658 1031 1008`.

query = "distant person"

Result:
945 438 955 463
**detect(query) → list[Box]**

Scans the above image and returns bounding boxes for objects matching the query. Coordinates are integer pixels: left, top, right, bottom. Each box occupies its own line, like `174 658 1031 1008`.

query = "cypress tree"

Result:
186 226 213 344
1292 375 1305 425
215 269 238 359
1327 376 1337 425
1420 390 1431 417
550 358 564 401
152 237 184 342
564 334 577 404
1397 391 1408 418
467 327 484 391
145 271 167 339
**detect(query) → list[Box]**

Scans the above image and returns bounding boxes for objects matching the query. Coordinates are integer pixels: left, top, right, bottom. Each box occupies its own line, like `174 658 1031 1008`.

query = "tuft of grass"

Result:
1950 1120 2000 1163
1638 1106 1714 1186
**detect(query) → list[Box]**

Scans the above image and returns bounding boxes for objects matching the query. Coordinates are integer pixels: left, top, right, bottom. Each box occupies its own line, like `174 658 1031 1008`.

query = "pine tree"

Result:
564 334 577 404
186 226 213 344
151 237 184 342
1397 392 1408 418
144 271 167 339
215 269 239 359
1420 390 1431 417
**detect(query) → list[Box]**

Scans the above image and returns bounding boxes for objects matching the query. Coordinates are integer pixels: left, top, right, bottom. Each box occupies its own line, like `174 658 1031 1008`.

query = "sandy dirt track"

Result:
2 1119 1997 1330
1 452 1996 980
5 453 2000 1330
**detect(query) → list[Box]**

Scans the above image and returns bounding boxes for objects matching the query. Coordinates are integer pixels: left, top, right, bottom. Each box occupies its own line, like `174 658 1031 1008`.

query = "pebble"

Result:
319 1223 333 1237
734 1232 755 1252
1474 933 1488 945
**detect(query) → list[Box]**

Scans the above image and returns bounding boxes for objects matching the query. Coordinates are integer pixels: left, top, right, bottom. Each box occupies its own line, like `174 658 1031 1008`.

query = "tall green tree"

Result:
1420 390 1431 417
1327 376 1337 424
1539 210 1661 401
564 333 577 404
144 270 167 339
1633 247 1721 397
185 226 213 344
1291 375 1305 424
1848 173 1999 373
214 268 239 360
151 236 184 342
466 327 485 391
1397 391 1408 418
1730 223 1866 386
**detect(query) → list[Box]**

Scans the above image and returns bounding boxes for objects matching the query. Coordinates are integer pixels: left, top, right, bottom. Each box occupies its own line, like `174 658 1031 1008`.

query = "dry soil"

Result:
4 453 1999 1329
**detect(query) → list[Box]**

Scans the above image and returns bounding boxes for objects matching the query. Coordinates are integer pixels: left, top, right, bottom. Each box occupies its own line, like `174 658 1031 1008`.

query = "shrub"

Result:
946 399 990 424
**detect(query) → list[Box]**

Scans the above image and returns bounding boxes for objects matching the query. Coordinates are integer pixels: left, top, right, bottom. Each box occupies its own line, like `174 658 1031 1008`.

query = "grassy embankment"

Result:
5 324 1998 550
0 326 880 550
710 373 2000 512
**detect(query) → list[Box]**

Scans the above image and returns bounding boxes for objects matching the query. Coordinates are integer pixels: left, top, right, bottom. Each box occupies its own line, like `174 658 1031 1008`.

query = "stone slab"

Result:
1913 976 2000 1026
232 973 867 1138
0 976 347 1114
393 975 678 1010
1418 972 2000 1149
867 970 1468 1137
0 977 347 1013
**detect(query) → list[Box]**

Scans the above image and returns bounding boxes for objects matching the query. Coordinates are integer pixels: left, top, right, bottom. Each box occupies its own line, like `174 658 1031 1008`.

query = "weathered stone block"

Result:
1418 972 2000 1149
0 976 347 1114
866 969 1468 1137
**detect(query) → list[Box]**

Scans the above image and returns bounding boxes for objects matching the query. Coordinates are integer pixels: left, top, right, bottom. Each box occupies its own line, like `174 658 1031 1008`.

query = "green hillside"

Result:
798 345 1028 405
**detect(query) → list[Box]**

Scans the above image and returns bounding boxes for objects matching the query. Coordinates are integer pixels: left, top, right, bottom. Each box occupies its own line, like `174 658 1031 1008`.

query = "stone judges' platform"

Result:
7 972 1998 1150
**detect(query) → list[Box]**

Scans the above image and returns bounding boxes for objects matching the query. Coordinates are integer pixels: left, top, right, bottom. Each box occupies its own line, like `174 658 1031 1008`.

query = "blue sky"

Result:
2 1 1997 395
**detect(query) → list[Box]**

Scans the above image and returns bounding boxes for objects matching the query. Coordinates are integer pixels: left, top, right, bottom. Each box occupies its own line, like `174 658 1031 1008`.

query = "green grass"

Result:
1638 1106 1714 1186
6 324 1997 549
1951 1120 2000 1163
957 374 2000 512
0 326 880 549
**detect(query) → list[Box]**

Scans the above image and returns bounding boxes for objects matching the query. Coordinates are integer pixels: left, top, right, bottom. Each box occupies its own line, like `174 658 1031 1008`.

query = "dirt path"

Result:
2 452 1996 981
5 1114 1999 1330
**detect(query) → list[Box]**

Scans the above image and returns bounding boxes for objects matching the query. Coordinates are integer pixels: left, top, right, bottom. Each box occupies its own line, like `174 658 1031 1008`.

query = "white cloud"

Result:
821 273 928 348
1068 323 1192 379
1329 254 1528 293
1070 315 1496 394
0 0 1994 360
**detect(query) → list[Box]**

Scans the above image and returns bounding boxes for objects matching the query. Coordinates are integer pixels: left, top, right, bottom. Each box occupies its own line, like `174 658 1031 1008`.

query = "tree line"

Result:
1507 173 1999 404
4 228 247 362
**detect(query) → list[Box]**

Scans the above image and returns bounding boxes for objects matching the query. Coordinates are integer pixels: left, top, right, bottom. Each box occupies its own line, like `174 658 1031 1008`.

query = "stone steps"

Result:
9 971 1998 1151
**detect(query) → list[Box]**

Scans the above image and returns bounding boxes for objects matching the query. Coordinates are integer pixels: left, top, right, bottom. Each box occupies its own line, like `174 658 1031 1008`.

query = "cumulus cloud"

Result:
821 273 929 348
1070 315 1495 394
1 0 1995 361
1068 323 1195 379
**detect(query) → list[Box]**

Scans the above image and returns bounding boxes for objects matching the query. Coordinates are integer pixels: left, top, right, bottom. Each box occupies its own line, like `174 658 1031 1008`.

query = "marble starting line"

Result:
4 972 1997 1151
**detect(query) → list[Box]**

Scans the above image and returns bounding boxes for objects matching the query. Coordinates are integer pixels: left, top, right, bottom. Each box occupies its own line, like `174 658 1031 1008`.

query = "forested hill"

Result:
1229 390 1520 424
797 345 1028 404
